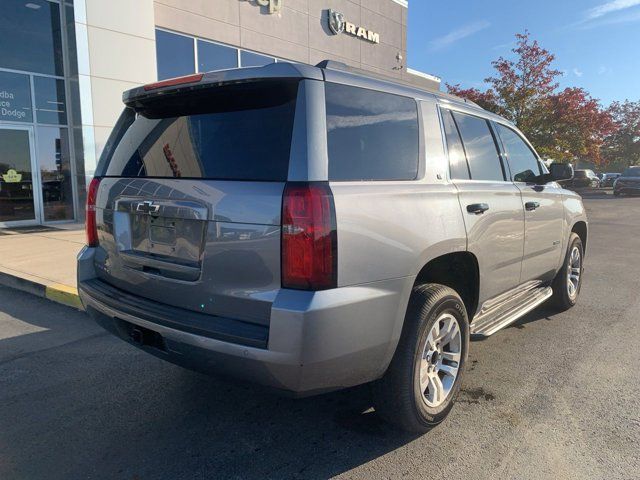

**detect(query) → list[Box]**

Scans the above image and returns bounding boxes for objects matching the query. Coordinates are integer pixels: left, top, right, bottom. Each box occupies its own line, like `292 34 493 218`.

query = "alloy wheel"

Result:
419 313 462 407
567 246 582 300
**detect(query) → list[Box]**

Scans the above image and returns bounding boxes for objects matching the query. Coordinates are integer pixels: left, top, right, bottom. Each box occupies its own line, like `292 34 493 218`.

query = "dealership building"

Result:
0 0 440 227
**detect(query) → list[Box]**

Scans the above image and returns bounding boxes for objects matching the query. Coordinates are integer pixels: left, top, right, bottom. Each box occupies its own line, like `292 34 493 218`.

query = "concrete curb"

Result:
0 271 83 310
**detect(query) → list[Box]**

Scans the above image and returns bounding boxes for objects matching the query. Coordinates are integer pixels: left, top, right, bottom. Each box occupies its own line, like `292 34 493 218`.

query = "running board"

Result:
470 285 553 337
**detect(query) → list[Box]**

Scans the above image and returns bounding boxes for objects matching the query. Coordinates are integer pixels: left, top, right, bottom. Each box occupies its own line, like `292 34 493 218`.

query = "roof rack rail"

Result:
314 60 480 108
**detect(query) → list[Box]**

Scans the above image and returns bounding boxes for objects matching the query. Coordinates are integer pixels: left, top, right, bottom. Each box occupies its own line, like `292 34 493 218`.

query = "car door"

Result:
441 108 525 309
494 123 564 284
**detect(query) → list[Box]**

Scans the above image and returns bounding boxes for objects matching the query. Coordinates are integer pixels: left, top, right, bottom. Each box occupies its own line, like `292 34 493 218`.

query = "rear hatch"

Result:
92 79 301 327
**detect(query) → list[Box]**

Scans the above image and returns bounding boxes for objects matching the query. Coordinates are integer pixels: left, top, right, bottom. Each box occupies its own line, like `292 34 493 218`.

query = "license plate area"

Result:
149 218 177 246
130 215 181 256
129 211 204 260
113 197 209 280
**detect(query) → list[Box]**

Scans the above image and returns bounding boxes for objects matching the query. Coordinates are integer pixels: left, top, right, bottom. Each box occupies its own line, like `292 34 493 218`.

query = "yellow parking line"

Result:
45 283 83 310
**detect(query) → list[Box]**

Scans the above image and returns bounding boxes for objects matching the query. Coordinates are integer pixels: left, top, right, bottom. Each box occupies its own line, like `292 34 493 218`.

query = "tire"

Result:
373 284 469 433
613 191 620 197
550 233 584 311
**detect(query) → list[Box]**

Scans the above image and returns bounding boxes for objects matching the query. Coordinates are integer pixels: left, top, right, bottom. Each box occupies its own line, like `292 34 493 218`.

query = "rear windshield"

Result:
100 80 299 181
623 167 640 177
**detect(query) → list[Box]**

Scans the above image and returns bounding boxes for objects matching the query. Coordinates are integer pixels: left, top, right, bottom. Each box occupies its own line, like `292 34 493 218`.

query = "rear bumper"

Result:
78 247 413 397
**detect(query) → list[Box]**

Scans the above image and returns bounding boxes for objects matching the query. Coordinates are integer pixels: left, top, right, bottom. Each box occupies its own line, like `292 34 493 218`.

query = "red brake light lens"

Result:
281 182 337 290
143 73 204 91
86 177 101 247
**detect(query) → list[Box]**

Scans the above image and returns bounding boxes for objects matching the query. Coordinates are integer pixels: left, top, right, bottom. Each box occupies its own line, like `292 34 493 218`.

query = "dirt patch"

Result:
459 387 496 404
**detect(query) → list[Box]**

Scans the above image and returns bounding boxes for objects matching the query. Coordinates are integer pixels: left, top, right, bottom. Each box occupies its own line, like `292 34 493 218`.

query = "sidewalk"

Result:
0 224 85 309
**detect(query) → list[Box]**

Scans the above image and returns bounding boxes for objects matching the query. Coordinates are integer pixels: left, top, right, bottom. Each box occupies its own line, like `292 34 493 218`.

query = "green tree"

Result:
603 100 640 168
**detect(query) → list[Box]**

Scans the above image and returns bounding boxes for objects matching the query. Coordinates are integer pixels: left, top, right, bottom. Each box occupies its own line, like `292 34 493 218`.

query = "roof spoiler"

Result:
123 62 322 107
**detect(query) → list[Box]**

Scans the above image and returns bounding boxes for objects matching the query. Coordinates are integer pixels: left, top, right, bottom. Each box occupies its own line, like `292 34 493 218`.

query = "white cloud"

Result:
585 0 640 20
491 41 514 51
566 0 640 28
428 20 491 52
573 68 584 77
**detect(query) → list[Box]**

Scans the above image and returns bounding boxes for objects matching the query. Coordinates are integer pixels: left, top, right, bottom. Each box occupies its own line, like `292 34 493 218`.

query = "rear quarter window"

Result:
325 83 419 181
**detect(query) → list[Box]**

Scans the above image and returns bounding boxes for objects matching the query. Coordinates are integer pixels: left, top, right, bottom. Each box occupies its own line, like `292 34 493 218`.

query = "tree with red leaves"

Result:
540 88 615 163
444 85 502 115
447 31 616 165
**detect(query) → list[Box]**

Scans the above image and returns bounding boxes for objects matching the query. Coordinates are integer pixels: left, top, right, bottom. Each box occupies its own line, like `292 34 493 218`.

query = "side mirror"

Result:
549 163 574 182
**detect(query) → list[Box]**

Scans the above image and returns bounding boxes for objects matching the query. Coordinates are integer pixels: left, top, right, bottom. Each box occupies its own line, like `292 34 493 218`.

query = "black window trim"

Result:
492 121 543 184
442 107 509 183
439 106 471 180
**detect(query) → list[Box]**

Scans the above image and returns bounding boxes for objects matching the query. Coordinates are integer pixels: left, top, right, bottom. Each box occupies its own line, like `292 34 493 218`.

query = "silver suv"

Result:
78 61 587 433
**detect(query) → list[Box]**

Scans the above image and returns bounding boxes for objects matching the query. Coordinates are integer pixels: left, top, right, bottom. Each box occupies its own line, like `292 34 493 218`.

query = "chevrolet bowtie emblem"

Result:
136 200 160 214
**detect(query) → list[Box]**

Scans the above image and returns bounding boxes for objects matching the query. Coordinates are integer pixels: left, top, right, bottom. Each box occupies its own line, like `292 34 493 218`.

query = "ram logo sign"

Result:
328 9 380 44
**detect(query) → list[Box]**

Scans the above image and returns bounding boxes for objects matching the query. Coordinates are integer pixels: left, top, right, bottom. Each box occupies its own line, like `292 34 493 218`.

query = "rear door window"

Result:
325 83 419 181
102 80 299 181
496 124 541 183
442 109 470 180
452 111 504 182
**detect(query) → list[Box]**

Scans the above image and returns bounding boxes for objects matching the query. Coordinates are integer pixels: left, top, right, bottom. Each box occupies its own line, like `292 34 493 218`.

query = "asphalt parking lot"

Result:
1 194 639 480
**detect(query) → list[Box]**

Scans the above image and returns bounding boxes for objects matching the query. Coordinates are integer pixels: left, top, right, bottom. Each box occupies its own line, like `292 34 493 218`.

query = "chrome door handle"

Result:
467 203 490 215
525 201 541 211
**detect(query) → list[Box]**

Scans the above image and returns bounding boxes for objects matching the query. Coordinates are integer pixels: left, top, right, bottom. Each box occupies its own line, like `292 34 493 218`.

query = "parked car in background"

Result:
614 166 640 196
77 61 587 433
600 173 621 188
567 169 600 189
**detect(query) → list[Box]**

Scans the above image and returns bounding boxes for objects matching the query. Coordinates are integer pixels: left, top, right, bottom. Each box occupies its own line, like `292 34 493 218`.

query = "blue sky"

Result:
407 0 640 105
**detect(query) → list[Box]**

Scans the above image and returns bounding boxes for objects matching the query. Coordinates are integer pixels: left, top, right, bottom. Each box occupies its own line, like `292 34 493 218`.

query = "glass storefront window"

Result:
34 76 67 125
0 128 35 223
240 51 275 68
156 30 195 80
197 39 237 72
0 0 64 76
0 71 33 123
37 126 73 221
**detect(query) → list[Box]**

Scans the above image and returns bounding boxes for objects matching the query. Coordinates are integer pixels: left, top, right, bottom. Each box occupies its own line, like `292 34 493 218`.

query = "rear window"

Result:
442 109 470 180
325 83 419 181
101 81 299 181
452 112 504 182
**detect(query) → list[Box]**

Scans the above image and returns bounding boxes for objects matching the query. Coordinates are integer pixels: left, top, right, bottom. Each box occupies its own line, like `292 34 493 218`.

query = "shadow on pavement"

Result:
0 286 420 480
508 306 558 330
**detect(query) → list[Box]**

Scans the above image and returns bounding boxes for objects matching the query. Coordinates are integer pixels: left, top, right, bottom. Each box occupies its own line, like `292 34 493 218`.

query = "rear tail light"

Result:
86 177 101 247
281 182 337 290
